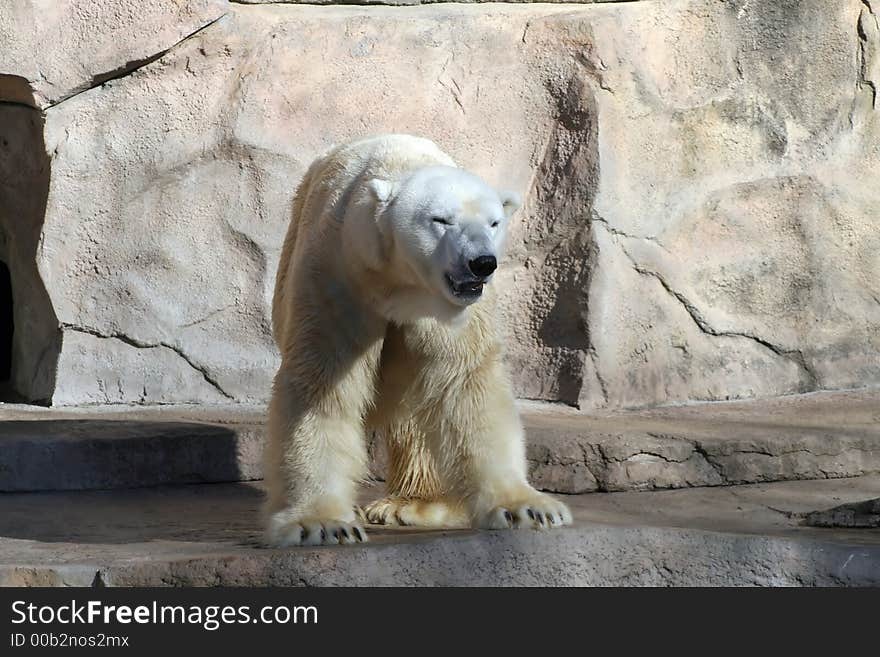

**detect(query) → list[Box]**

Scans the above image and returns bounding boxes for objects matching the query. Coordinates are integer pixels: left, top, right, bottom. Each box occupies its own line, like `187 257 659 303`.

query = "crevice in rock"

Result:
686 441 727 482
588 345 609 405
623 450 689 464
762 504 801 519
576 52 614 95
91 570 107 587
594 438 693 465
578 444 609 492
521 20 531 44
42 13 229 110
179 305 236 330
591 212 668 251
614 240 819 390
855 0 879 121
61 323 234 400
728 444 857 459
436 57 466 115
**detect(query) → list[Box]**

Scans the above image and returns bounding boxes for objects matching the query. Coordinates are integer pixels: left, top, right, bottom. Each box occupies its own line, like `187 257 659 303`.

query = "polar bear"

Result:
264 134 572 546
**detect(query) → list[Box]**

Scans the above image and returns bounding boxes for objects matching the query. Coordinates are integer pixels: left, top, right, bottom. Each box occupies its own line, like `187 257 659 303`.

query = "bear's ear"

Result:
368 179 398 204
498 190 522 219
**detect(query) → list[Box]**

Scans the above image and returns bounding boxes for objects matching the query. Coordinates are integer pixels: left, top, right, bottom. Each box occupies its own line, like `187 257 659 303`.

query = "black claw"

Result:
504 510 514 525
536 513 546 525
340 528 349 540
353 527 364 541
320 528 327 542
527 509 535 520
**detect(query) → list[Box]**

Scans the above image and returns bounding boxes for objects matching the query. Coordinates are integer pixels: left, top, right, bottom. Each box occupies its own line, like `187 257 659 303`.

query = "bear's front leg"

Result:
263 338 383 547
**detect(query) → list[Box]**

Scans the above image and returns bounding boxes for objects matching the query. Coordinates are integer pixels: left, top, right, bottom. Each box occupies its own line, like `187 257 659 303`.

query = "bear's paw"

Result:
475 492 572 530
266 515 367 547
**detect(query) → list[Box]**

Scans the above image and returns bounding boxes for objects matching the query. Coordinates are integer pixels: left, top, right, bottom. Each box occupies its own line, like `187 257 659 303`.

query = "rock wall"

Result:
0 0 877 407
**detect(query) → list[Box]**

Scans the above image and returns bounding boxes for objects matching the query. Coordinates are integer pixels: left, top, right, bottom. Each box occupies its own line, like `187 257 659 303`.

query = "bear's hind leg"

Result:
363 420 469 528
364 497 469 528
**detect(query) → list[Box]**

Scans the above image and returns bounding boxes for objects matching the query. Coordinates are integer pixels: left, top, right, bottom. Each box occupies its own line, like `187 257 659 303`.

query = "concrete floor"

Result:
1 475 878 586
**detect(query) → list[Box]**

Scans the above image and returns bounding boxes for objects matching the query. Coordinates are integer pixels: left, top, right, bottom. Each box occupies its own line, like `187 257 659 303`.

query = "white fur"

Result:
265 134 571 546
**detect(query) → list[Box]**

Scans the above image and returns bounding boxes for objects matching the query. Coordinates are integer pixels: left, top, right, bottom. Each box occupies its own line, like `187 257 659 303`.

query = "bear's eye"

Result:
432 217 452 226
490 220 500 228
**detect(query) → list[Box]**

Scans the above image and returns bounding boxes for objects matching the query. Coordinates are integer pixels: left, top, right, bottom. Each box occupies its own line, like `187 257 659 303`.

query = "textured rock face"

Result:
0 0 878 407
585 0 880 408
0 0 227 108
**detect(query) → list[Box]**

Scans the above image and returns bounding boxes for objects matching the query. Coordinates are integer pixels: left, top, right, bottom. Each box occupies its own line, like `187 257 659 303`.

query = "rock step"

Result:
1 476 878 586
1 390 878 494
0 404 267 492
520 389 880 493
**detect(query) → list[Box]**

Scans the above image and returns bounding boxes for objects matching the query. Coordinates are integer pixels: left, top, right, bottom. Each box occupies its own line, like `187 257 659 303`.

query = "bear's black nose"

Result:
468 255 497 278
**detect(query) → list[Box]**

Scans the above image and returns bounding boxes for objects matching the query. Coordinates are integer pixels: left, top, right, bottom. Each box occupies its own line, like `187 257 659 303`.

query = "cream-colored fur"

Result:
265 134 571 547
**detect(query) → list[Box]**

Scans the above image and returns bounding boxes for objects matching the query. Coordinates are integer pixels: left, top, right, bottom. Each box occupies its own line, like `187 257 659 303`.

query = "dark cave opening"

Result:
0 260 12 382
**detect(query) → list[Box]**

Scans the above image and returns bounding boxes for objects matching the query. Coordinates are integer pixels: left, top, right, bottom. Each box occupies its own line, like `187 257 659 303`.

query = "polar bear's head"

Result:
369 166 520 319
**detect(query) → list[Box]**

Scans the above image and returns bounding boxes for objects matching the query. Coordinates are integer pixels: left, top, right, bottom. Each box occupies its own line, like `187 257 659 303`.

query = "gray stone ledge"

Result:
1 389 878 494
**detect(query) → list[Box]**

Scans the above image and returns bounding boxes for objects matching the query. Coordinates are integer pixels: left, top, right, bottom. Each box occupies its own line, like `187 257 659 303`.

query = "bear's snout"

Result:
468 255 497 278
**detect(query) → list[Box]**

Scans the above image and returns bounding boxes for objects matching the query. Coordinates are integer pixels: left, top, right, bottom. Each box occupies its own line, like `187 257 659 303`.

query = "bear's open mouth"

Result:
445 273 484 299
